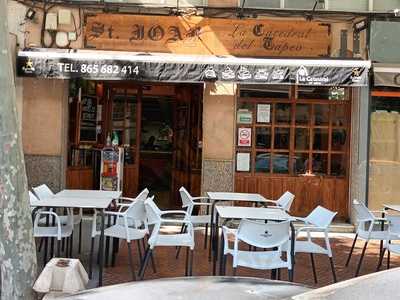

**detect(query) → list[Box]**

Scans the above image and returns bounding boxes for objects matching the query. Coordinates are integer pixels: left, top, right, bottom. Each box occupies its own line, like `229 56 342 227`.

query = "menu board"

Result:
80 96 97 142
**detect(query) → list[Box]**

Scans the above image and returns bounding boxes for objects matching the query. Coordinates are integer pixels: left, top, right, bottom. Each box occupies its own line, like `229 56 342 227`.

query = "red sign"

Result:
238 128 251 147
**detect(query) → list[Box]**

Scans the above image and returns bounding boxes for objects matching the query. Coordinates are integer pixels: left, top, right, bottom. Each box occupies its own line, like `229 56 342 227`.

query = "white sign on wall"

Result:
237 152 250 172
238 128 252 147
257 104 271 123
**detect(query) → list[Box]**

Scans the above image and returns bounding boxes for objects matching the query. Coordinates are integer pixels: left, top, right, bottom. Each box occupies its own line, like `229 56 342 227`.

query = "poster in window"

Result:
257 104 271 123
237 109 253 124
238 128 252 147
237 152 250 172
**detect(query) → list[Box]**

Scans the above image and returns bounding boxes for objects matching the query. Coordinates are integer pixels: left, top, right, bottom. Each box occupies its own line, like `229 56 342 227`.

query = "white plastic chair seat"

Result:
295 240 328 255
234 250 290 270
191 215 211 224
358 230 395 240
34 225 73 239
387 243 400 254
104 224 147 241
116 217 141 228
38 215 81 226
148 233 194 249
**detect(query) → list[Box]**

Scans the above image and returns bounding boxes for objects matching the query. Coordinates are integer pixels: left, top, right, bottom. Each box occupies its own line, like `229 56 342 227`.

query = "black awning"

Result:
17 48 371 86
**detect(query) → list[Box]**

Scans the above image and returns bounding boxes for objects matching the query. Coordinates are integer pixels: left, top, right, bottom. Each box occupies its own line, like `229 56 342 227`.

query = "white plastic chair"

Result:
294 206 338 283
377 215 400 271
33 204 73 258
138 196 195 279
33 184 84 254
88 188 151 279
222 219 291 278
345 199 397 277
265 191 295 212
179 187 212 251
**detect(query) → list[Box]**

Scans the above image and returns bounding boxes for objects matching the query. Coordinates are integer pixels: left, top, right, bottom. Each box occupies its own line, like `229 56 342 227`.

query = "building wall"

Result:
202 83 236 194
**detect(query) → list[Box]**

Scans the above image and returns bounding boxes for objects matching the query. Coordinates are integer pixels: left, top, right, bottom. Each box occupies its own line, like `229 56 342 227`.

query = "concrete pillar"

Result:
201 82 236 194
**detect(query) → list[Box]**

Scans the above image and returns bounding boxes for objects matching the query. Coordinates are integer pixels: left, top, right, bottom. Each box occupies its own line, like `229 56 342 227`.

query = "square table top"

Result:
31 189 121 209
384 204 400 212
207 192 268 203
216 206 292 221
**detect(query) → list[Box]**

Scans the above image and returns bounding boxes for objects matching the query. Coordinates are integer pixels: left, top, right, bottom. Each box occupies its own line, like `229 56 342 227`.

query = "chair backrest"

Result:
179 186 194 209
125 191 149 223
276 191 295 212
353 199 374 222
305 206 337 228
144 196 161 225
136 188 150 202
237 219 290 249
33 184 54 200
29 191 40 206
387 215 400 235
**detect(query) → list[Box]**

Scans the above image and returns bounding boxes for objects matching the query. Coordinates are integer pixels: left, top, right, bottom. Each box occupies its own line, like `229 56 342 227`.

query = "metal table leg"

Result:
289 222 295 282
98 209 105 287
209 201 216 262
212 212 219 275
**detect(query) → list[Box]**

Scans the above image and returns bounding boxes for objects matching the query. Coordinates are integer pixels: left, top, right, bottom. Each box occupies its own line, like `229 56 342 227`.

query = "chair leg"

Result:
89 237 95 279
176 246 182 259
355 241 368 277
138 246 152 280
57 240 61 257
65 237 69 257
345 234 358 267
38 237 44 253
288 269 294 282
111 238 118 267
277 269 281 281
185 247 189 276
376 248 385 271
78 220 82 254
69 232 74 257
310 253 318 284
387 250 391 270
61 237 65 252
136 240 143 262
329 256 337 283
189 249 194 276
142 239 156 273
43 238 48 266
127 242 137 281
204 224 208 249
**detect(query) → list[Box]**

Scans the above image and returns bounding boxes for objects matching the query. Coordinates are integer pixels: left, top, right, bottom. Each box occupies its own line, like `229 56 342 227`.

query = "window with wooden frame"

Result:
236 85 351 177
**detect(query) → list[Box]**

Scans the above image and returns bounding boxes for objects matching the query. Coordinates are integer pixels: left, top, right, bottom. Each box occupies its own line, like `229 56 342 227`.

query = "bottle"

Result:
106 133 111 147
112 131 119 147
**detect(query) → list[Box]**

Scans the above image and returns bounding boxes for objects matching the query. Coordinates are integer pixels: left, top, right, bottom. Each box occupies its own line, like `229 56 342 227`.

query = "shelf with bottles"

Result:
68 145 97 168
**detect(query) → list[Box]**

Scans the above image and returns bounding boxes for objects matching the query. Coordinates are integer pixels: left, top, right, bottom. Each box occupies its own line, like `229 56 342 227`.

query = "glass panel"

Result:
295 104 310 125
298 86 331 100
294 153 310 175
313 128 329 150
295 128 309 150
112 96 125 121
124 148 135 165
312 153 328 175
272 153 289 174
314 104 330 126
274 127 290 149
240 85 290 98
329 0 369 11
275 103 291 124
285 0 324 9
239 0 280 9
332 105 348 126
237 102 254 124
255 152 271 173
373 0 400 11
332 129 347 151
331 154 346 176
256 127 271 149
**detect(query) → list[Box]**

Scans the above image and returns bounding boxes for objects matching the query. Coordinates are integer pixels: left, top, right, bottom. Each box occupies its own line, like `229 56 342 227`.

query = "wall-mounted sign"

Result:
238 128 252 147
84 14 330 57
237 109 253 124
257 104 271 123
237 152 251 172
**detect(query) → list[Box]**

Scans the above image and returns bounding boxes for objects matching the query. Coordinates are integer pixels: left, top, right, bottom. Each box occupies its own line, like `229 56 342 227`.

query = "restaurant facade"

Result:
10 0 372 220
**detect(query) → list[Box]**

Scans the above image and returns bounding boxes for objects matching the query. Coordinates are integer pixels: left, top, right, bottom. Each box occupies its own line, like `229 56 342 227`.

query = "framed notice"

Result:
237 152 250 172
257 104 271 123
238 128 252 147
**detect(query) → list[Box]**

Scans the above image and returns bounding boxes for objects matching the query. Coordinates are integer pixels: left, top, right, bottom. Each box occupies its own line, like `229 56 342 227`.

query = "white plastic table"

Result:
214 206 295 280
207 192 270 275
31 189 121 287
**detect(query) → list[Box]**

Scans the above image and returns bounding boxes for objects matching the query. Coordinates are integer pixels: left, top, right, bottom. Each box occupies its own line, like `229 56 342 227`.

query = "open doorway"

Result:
66 81 203 209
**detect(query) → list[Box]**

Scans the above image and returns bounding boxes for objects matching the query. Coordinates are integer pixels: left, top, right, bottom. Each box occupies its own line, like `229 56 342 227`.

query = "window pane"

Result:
314 105 330 126
312 153 328 175
272 153 289 174
255 152 271 173
295 128 309 150
295 104 310 125
332 129 347 151
256 127 271 149
239 85 290 98
274 128 290 149
374 0 400 11
329 0 368 11
331 154 346 176
275 103 291 124
285 0 324 9
298 86 331 100
332 105 348 126
124 148 135 164
313 128 329 150
241 0 280 9
294 153 310 175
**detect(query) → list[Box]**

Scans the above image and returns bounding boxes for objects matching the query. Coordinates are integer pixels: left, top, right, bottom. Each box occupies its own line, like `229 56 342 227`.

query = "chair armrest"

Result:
35 211 61 227
264 200 278 205
160 210 188 215
191 196 209 201
192 202 213 206
296 226 324 237
160 218 192 225
104 211 124 217
117 197 136 203
266 205 283 209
